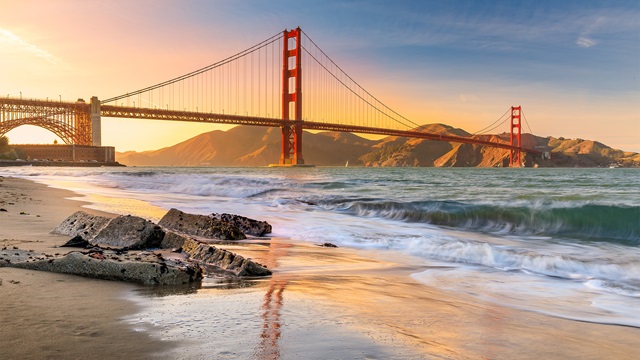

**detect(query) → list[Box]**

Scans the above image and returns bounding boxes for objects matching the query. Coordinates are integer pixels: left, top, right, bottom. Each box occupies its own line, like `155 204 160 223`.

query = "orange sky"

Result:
1 1 639 152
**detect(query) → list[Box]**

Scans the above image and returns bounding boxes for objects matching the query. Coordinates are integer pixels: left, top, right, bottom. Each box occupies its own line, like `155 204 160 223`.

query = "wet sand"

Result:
1 176 639 359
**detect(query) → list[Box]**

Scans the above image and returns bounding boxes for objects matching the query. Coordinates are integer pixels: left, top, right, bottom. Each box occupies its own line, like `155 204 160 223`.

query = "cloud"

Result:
0 29 61 64
576 36 597 48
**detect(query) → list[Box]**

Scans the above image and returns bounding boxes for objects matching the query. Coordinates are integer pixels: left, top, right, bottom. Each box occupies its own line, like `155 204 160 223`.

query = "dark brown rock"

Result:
60 235 91 248
211 213 272 237
318 242 338 248
158 208 246 240
90 215 165 250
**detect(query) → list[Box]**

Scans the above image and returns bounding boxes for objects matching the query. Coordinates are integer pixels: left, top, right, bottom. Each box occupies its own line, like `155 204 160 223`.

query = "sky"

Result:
1 0 639 152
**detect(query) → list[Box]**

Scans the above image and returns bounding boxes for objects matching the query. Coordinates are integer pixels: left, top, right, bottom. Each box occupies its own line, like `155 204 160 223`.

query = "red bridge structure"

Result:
0 27 540 167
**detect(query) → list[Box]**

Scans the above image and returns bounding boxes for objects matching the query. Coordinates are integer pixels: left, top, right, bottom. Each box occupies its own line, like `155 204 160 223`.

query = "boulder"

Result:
211 213 272 237
183 242 271 277
158 208 246 240
90 215 165 250
0 248 202 285
161 231 271 277
51 211 112 240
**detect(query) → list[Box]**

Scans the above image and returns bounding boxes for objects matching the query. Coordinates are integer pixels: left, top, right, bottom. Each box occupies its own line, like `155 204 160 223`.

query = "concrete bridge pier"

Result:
91 96 101 146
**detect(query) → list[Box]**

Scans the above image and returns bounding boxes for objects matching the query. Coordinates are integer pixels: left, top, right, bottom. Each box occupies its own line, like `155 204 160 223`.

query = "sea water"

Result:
4 166 639 327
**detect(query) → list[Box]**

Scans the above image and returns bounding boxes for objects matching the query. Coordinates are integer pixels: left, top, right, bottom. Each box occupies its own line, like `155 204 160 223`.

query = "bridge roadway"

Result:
101 105 542 154
0 98 540 155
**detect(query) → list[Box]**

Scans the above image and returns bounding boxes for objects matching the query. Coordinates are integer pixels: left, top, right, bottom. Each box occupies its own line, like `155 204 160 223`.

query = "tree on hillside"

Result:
0 136 9 153
0 135 21 160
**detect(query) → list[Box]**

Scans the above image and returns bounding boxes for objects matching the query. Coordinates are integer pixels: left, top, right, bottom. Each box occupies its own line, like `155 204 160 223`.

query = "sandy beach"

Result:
1 175 639 359
0 177 172 359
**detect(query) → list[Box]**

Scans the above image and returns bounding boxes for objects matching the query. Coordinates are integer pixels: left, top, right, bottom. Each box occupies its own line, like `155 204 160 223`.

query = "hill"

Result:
116 124 640 167
117 126 376 167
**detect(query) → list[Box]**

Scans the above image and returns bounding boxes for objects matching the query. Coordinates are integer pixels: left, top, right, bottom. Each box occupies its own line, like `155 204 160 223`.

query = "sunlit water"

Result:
3 166 639 328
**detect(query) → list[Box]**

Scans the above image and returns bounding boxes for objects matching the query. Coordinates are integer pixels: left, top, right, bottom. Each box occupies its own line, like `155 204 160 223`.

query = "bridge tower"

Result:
91 96 101 146
279 27 304 165
509 105 522 167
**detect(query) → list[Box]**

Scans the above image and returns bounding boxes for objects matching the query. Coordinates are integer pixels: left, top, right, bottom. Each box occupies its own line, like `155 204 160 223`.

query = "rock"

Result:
60 235 92 248
160 230 189 249
183 242 271 277
52 211 113 240
0 208 7 212
161 231 271 277
90 215 165 250
158 208 246 240
4 251 202 285
317 242 338 248
211 213 272 237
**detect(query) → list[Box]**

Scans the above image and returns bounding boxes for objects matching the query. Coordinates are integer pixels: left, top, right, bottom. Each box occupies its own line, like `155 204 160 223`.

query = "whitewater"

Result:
4 166 639 327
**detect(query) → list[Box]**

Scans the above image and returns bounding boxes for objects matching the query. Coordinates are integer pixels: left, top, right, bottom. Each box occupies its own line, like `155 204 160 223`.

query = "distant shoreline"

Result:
0 159 125 167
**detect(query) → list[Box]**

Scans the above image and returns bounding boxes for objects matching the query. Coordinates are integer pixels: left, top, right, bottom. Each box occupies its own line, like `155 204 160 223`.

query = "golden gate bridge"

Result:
0 27 539 167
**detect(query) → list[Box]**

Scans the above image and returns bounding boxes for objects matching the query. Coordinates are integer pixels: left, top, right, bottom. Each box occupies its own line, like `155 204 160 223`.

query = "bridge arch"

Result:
0 98 93 145
0 117 76 145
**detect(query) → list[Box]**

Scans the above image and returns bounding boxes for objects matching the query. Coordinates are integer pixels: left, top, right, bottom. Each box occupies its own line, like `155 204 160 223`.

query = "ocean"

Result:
4 166 639 328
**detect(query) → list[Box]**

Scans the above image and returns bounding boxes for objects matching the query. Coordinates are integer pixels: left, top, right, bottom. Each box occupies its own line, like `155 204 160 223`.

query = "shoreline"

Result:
0 160 124 167
0 176 172 360
1 175 639 359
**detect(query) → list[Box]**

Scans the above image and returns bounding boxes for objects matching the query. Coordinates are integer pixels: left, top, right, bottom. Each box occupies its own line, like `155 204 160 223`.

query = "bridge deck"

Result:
100 105 541 154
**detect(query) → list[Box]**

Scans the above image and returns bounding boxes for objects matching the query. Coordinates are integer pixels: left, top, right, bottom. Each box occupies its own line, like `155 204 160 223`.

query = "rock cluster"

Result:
2 208 273 285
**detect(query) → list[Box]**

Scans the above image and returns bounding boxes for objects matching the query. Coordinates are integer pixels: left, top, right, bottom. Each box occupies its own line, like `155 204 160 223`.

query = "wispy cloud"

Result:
0 29 61 64
576 36 597 48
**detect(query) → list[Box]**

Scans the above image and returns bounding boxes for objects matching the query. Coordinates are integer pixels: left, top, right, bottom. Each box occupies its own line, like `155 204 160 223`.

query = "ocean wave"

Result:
399 236 640 288
315 199 640 244
104 173 290 199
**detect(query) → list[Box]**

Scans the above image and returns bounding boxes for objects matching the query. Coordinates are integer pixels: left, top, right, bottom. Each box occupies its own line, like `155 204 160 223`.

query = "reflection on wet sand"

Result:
257 280 287 360
254 238 291 359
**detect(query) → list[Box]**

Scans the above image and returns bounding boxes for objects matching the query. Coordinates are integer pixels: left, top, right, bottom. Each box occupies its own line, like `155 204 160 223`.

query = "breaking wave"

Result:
315 199 640 244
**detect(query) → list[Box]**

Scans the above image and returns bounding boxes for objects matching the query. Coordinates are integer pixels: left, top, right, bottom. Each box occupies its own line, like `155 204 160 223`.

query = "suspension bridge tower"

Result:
510 105 522 167
276 27 310 166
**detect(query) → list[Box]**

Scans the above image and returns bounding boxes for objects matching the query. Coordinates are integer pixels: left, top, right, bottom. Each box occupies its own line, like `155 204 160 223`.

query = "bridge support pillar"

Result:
279 122 303 165
509 106 522 167
279 27 305 165
91 96 101 146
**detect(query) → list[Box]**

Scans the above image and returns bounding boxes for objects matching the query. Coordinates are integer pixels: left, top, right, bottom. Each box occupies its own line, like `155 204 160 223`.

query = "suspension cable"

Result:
102 32 284 104
301 45 414 129
521 109 533 134
472 108 511 134
300 30 421 130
